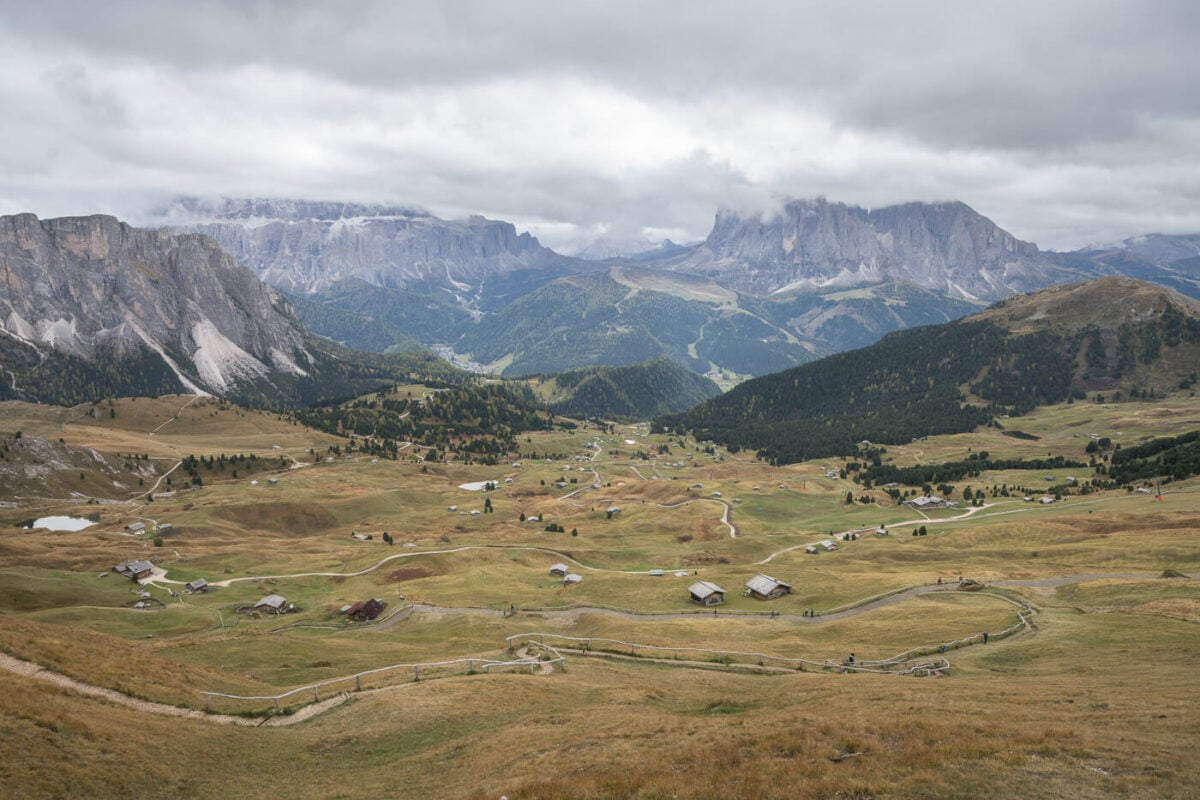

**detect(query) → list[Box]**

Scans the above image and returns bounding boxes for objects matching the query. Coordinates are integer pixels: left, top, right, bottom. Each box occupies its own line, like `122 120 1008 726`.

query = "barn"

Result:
744 573 792 601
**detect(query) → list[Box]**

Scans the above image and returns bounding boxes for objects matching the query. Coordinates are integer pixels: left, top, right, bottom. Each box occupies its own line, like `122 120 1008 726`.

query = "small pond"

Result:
25 516 95 532
457 480 502 491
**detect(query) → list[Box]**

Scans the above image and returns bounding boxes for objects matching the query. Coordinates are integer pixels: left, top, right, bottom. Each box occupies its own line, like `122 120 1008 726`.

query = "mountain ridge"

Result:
657 277 1200 464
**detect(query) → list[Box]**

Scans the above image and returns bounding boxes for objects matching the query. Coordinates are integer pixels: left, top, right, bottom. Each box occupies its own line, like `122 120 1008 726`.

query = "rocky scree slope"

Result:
0 213 312 400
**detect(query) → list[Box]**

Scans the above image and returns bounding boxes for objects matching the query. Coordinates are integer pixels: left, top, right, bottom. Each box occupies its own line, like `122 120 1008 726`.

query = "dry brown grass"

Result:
2 395 1199 798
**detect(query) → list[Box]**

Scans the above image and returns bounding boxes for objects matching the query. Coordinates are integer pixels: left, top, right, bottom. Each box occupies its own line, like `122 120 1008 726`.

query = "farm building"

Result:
124 522 146 534
562 574 583 585
649 569 664 577
818 539 839 551
744 574 792 600
606 507 621 517
185 578 208 593
805 545 818 554
549 563 569 577
254 594 290 614
904 496 951 510
343 598 386 621
113 560 154 580
688 581 726 606
156 523 173 533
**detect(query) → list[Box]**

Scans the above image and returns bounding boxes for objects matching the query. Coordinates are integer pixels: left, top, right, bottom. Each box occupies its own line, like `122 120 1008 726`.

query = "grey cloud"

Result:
0 1 1198 251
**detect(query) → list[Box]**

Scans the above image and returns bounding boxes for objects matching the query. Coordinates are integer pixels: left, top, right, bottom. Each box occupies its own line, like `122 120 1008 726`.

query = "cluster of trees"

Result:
293 383 555 464
1109 430 1200 484
546 359 720 420
285 280 470 354
0 339 184 406
178 453 288 486
656 296 1200 465
656 320 1013 464
860 455 1086 489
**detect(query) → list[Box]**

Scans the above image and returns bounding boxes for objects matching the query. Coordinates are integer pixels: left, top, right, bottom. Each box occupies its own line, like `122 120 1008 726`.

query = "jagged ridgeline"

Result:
656 278 1200 465
0 214 464 408
538 358 721 421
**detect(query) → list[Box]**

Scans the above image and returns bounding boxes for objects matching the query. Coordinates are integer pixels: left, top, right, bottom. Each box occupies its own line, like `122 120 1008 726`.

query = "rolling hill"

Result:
657 277 1200 464
539 358 722 420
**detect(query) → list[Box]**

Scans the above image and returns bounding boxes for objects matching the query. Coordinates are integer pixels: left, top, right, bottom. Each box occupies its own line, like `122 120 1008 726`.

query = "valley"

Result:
1 385 1197 798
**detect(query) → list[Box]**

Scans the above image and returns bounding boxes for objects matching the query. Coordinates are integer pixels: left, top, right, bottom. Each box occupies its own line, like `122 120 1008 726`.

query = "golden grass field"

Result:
0 391 1198 798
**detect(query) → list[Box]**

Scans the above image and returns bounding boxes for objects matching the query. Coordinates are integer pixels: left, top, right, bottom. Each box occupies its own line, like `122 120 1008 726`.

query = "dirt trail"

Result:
0 652 347 727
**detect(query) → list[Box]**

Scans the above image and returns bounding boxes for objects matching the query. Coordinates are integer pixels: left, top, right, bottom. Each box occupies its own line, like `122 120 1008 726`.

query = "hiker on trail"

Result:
940 643 946 654
982 632 989 644
937 576 942 585
848 653 855 665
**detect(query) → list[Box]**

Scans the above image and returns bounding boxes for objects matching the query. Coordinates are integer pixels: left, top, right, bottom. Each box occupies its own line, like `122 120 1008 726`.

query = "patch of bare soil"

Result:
386 566 436 582
213 502 339 534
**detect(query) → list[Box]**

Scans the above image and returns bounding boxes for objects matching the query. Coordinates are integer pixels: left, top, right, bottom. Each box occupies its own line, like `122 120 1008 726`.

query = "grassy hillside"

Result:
285 278 471 351
2 376 1199 799
539 358 722 420
660 278 1200 464
454 269 812 377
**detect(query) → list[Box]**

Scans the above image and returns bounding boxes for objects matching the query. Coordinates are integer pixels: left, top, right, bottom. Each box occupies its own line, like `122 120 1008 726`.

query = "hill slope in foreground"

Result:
660 277 1200 464
0 381 1198 797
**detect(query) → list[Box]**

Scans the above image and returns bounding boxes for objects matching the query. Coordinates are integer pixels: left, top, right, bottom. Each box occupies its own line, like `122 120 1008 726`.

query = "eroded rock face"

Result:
154 197 571 294
0 213 311 394
665 198 1089 300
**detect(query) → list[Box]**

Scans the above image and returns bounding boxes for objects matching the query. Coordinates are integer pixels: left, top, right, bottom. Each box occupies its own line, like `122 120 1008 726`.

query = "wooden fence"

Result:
507 632 949 676
202 648 563 716
508 590 1034 677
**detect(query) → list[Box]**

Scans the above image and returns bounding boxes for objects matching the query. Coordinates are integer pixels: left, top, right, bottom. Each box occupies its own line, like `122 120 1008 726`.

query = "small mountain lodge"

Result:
905 495 952 510
113 560 154 580
744 573 793 601
562 573 583 586
124 522 146 534
254 594 290 614
342 598 386 621
185 578 208 593
549 563 569 577
689 580 726 606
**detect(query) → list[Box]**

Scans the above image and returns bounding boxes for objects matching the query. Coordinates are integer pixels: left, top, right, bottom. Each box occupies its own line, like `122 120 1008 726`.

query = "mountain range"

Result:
3 196 1198 410
0 213 452 406
148 196 1200 380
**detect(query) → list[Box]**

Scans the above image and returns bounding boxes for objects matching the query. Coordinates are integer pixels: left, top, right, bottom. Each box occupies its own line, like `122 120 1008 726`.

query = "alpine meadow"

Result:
2 4 1200 800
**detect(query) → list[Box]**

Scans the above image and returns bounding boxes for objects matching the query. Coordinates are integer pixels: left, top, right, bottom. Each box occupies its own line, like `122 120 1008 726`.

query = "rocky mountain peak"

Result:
675 197 1078 300
0 213 311 397
150 196 574 295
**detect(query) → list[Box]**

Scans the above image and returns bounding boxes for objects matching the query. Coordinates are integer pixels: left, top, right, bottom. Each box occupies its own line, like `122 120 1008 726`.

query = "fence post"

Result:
204 694 211 712
274 698 281 714
355 674 362 691
313 687 319 703
414 665 420 681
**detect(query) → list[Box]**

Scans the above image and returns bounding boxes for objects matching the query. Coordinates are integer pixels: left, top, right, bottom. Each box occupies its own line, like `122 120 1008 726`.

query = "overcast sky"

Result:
1 1 1198 252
